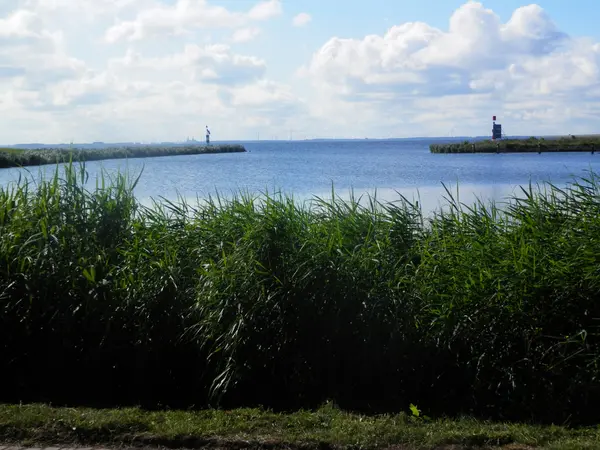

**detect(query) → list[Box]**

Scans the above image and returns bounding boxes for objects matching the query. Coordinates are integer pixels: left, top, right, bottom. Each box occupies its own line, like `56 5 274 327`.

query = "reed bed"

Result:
1 164 599 425
0 144 245 168
430 136 600 153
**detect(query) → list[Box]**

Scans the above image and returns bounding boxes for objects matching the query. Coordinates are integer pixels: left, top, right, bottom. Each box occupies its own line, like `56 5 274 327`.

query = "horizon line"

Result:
5 134 597 147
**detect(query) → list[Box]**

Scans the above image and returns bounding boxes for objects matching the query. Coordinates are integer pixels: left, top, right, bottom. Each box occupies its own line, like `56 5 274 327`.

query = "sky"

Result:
1 0 599 144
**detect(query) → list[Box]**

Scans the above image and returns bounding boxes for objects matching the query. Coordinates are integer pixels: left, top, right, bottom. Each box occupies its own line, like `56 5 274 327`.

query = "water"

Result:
1 139 599 216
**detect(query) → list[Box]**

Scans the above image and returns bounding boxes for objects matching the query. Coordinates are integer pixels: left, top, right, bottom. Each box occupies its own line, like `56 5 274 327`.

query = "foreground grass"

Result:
0 144 245 168
430 136 600 153
1 404 599 450
1 163 600 425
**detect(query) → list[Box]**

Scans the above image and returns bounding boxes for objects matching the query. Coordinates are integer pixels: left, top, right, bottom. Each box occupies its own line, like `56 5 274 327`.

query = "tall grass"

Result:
430 136 600 153
1 163 599 425
0 144 245 168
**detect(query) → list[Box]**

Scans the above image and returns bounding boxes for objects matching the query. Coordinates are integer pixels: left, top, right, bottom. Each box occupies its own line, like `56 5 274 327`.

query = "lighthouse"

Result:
492 116 502 140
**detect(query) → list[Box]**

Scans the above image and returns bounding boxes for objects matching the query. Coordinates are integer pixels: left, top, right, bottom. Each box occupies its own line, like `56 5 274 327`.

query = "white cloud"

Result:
0 8 87 87
21 0 149 14
105 0 281 43
231 27 261 43
292 12 311 27
247 0 282 21
301 2 600 137
0 0 298 143
1 1 600 143
109 44 267 85
0 9 60 52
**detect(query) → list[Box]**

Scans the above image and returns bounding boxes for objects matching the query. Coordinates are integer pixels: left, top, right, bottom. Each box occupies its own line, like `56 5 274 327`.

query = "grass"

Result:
430 136 600 153
0 144 245 168
1 163 600 428
2 403 600 450
0 147 23 153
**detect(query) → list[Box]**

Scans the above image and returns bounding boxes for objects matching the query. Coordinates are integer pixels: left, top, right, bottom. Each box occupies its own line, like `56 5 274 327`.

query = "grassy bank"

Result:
2 403 600 450
1 164 600 426
430 136 600 153
0 144 245 168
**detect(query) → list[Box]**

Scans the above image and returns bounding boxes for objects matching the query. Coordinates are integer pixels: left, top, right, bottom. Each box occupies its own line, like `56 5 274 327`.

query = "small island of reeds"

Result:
430 135 600 154
0 143 246 168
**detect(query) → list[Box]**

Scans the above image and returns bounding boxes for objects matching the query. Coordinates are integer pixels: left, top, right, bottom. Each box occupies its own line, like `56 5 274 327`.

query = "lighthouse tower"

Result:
492 115 502 141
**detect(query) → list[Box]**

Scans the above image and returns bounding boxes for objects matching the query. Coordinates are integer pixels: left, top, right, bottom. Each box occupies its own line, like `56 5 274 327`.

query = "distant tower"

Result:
206 125 211 145
492 115 502 140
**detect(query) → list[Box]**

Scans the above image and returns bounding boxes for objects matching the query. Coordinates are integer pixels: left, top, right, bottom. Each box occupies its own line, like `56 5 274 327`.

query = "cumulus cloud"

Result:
231 27 261 43
0 9 59 52
304 3 569 92
301 2 600 137
247 0 282 21
109 44 267 85
1 0 600 143
0 8 87 87
292 12 311 27
0 0 301 143
105 0 282 43
21 0 149 14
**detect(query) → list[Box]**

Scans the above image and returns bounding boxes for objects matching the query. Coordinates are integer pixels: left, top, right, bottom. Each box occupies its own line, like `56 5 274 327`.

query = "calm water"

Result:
1 139 599 215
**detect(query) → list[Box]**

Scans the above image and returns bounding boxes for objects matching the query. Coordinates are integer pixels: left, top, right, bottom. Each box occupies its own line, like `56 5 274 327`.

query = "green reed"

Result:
1 163 599 425
430 136 600 153
0 144 246 168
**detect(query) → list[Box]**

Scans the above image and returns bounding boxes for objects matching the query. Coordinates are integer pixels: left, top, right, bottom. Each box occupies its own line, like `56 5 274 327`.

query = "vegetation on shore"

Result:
1 163 600 427
0 144 245 168
430 136 600 153
2 403 600 450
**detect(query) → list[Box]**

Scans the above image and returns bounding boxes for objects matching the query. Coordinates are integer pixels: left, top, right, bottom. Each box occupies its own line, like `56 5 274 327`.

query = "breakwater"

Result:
0 144 246 168
430 136 600 154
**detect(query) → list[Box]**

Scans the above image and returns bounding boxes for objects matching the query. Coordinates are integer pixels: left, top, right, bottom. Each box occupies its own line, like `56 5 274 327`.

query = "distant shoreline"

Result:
0 144 246 169
5 134 600 148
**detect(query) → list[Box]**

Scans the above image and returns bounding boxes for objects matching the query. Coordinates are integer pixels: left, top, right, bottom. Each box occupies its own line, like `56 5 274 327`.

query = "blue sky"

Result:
1 1 600 143
221 0 600 84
